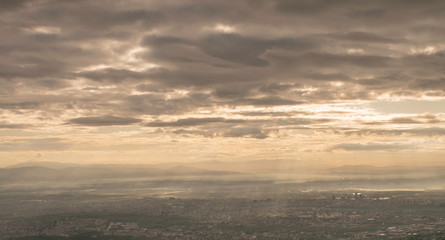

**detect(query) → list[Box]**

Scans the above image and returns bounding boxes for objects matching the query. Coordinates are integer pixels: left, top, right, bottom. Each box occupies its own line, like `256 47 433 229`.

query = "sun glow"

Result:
27 26 61 35
214 24 236 33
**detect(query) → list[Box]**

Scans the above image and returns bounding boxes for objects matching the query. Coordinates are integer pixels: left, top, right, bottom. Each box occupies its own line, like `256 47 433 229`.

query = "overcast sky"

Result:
1 0 444 167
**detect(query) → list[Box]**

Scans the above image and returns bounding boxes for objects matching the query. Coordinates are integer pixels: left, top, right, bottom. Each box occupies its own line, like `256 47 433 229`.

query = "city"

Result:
1 175 445 239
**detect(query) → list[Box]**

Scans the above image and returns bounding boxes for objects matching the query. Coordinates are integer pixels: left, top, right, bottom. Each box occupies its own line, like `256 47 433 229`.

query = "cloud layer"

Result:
0 0 444 165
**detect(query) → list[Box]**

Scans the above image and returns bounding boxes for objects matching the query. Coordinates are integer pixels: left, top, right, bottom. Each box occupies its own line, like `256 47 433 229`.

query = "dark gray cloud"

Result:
31 3 164 40
265 52 392 68
171 129 216 138
334 31 397 43
0 123 30 129
140 33 315 67
274 0 335 14
390 117 422 124
0 0 32 12
300 72 352 82
222 127 271 139
125 93 212 115
170 125 273 139
235 97 304 106
361 114 442 125
170 125 274 139
78 68 146 83
68 116 142 126
151 116 331 139
141 35 192 47
239 111 294 117
346 8 386 18
0 102 40 110
200 33 314 66
410 78 445 91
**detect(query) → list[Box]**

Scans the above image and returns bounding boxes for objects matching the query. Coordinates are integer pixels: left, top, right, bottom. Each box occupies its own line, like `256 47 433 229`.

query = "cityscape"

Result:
1 161 445 239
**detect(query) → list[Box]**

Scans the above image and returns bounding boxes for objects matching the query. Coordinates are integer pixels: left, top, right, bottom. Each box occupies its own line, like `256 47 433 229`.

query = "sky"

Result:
0 0 444 168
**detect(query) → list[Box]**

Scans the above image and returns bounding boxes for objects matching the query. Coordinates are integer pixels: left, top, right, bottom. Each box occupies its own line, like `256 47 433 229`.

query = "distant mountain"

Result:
6 159 320 174
0 161 240 183
0 166 58 181
3 161 445 184
6 161 88 169
327 165 445 177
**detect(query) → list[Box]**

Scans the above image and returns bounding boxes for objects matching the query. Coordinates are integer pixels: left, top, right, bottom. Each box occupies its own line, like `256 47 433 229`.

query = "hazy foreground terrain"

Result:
2 161 445 239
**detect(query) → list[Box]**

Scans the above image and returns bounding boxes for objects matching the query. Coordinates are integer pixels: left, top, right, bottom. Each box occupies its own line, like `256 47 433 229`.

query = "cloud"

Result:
410 78 445 91
334 31 397 43
0 102 40 110
0 138 72 151
151 116 330 139
199 33 314 66
78 68 145 83
390 117 422 124
0 0 444 150
274 0 334 14
141 35 192 47
361 114 442 125
345 128 445 137
222 127 271 139
239 111 294 117
169 125 274 139
346 8 386 18
68 116 142 126
140 33 315 67
147 117 244 127
0 0 31 12
125 93 212 115
332 143 413 151
0 123 30 129
235 97 304 106
2 0 439 121
265 52 392 68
